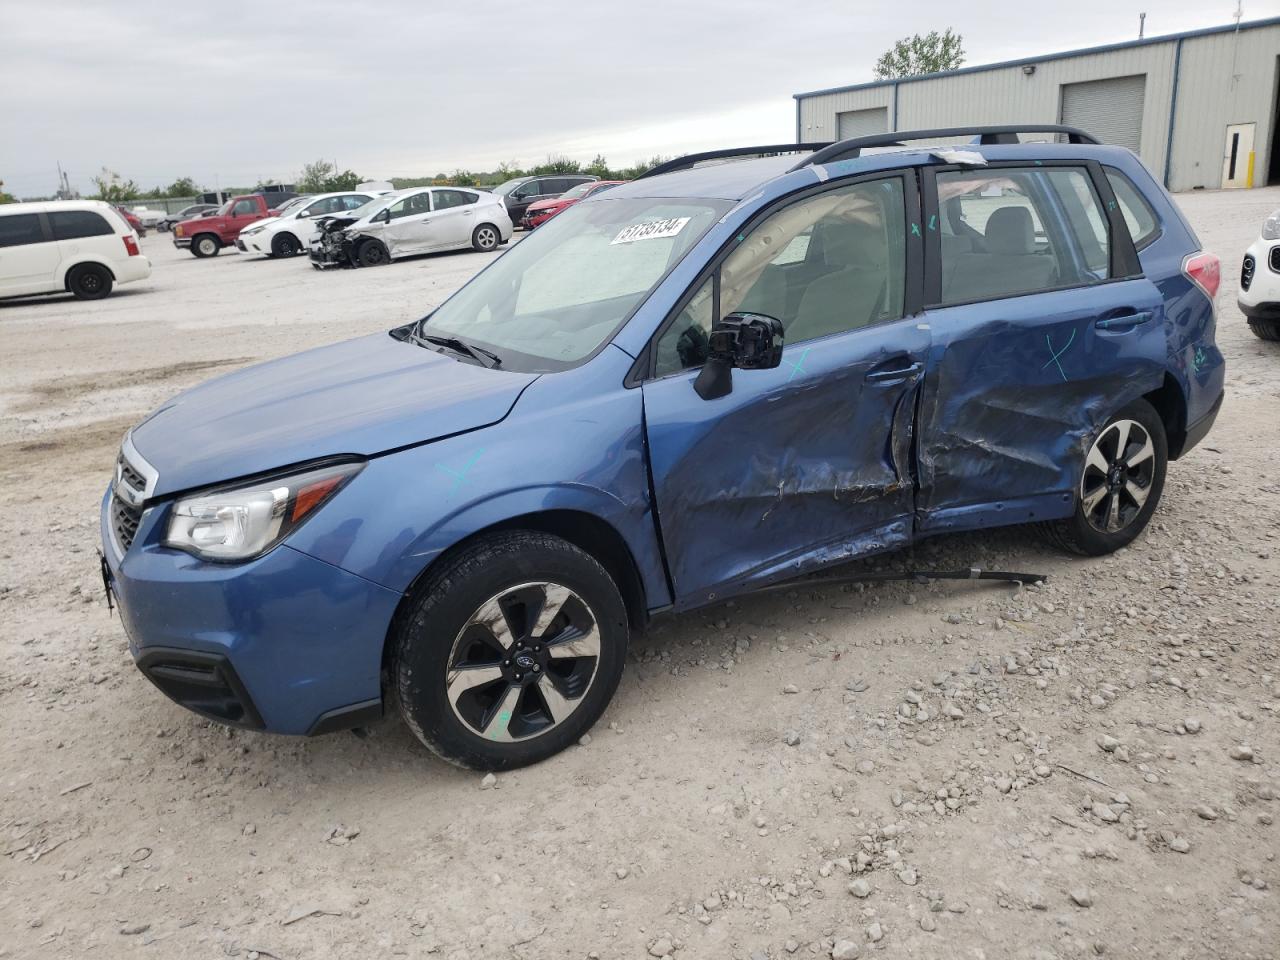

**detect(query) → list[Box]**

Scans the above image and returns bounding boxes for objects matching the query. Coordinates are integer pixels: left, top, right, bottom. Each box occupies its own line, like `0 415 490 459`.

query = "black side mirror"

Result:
693 313 784 400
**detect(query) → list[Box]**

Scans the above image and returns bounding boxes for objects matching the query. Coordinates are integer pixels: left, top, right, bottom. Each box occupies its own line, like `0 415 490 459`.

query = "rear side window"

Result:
1104 168 1160 249
935 167 1108 305
0 213 45 247
50 210 116 240
433 189 476 210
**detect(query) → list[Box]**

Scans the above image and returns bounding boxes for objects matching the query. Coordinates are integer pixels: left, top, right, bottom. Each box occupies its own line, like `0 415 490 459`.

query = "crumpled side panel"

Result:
916 281 1167 531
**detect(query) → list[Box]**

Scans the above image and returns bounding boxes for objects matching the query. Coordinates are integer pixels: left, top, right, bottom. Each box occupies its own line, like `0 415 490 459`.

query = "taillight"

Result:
1183 251 1220 301
123 235 140 256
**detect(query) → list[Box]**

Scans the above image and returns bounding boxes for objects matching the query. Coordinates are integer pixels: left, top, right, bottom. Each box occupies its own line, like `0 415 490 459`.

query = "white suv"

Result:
1240 207 1280 341
237 192 382 258
0 200 151 300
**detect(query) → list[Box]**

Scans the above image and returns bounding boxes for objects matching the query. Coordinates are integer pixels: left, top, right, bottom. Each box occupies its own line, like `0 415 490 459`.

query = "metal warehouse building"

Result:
794 16 1280 192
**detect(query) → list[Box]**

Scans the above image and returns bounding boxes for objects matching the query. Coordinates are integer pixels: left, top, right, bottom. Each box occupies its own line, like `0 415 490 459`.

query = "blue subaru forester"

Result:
101 127 1224 769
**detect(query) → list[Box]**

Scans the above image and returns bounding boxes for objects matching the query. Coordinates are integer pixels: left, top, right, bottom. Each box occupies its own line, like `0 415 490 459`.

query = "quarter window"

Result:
50 210 114 240
936 167 1108 305
0 213 44 247
1104 168 1160 249
654 177 907 376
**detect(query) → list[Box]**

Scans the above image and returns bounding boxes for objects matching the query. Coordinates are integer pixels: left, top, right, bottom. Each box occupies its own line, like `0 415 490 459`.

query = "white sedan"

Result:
1240 207 1280 341
309 187 513 268
237 192 381 258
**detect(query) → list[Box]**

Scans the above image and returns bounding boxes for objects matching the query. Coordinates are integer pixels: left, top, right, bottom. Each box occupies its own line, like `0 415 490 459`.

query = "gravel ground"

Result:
1 190 1278 960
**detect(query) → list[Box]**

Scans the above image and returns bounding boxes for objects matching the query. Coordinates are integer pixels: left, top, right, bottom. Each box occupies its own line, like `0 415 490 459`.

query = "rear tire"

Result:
1042 399 1167 556
472 223 500 252
357 240 389 267
1248 319 1280 341
394 531 629 770
67 263 113 300
191 234 220 258
271 232 302 258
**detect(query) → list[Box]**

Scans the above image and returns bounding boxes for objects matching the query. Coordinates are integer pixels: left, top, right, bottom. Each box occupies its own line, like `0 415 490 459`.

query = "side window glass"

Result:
232 199 256 216
1104 168 1160 249
0 213 45 247
938 169 1083 304
50 210 113 240
434 190 468 210
1044 169 1110 278
343 195 369 210
654 178 906 376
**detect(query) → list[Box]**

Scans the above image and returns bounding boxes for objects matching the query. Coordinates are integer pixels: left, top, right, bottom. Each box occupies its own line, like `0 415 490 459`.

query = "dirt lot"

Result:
2 191 1279 960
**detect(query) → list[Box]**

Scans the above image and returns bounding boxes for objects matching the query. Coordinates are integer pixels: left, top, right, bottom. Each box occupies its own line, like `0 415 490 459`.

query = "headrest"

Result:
819 221 885 268
984 206 1035 255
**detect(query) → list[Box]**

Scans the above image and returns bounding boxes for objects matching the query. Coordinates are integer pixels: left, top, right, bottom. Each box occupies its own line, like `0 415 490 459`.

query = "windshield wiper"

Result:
413 332 502 369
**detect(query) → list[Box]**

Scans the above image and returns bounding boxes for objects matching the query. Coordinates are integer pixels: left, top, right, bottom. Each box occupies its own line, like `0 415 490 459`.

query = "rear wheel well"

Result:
64 260 115 289
382 510 649 680
1143 374 1188 459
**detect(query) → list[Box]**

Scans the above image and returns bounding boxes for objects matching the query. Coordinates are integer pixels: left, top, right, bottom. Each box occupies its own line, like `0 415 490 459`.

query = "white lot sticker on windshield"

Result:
611 216 691 245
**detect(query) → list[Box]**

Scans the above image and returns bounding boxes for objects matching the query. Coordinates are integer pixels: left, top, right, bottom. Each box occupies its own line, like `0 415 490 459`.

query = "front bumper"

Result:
1239 238 1280 318
172 235 192 249
100 488 401 735
238 233 270 255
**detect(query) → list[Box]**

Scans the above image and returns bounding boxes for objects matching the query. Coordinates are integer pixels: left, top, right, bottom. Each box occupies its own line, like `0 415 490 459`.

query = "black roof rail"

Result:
637 144 833 180
790 125 1099 171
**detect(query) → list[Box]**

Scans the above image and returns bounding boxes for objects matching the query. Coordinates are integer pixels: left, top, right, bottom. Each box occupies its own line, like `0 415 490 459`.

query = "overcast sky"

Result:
2 0 1276 197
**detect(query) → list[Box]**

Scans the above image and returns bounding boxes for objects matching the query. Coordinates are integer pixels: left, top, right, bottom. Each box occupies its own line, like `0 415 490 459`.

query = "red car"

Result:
115 206 146 237
520 180 625 229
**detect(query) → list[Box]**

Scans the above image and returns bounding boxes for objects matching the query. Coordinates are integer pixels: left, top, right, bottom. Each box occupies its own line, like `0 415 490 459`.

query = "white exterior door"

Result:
0 213 61 297
1222 123 1256 189
428 190 478 249
381 192 437 256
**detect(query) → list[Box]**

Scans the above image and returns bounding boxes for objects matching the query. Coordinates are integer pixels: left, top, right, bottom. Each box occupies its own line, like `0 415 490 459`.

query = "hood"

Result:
242 215 281 233
130 332 539 496
527 197 572 213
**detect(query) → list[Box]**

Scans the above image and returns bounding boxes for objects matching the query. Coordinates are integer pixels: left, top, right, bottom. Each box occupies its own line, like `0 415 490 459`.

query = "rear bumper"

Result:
1239 299 1280 321
100 489 401 735
1181 388 1223 457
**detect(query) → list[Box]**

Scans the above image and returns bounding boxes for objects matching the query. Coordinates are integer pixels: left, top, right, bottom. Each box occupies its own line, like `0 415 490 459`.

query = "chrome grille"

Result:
110 435 157 556
1242 254 1255 292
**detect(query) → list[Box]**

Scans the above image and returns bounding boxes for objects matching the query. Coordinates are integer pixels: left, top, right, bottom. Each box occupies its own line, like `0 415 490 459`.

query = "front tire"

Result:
472 223 500 252
1043 399 1167 556
271 232 302 258
357 240 389 267
191 234 220 258
394 531 629 770
1248 319 1280 341
67 263 113 300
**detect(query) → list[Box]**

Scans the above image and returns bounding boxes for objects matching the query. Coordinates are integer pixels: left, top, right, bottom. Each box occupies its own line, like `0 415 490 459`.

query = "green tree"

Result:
322 169 362 191
494 160 524 181
531 153 582 175
621 155 671 180
0 178 16 203
91 168 141 202
873 28 964 80
450 169 478 187
585 154 612 178
297 159 335 193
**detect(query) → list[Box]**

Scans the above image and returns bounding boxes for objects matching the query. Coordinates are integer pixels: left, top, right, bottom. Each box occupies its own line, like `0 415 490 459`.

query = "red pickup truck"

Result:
172 194 292 258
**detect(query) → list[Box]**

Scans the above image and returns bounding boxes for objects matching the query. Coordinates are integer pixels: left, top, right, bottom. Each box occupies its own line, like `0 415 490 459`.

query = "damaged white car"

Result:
309 187 512 269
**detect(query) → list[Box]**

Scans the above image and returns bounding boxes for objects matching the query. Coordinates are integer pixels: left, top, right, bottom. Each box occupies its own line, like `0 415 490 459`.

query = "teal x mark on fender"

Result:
1041 329 1077 382
437 449 485 493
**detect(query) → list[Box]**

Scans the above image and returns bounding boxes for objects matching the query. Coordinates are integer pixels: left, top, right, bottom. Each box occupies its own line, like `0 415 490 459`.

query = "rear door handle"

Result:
865 357 923 384
1096 310 1154 331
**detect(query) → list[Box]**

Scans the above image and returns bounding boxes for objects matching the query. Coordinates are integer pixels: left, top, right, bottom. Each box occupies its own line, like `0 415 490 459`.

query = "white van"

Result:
0 200 152 300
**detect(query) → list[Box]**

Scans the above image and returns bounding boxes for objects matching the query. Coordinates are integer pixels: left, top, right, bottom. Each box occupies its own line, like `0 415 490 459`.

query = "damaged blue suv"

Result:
101 126 1224 768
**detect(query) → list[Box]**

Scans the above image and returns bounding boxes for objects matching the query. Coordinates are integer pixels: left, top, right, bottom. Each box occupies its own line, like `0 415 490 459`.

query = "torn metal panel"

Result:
915 278 1168 531
643 320 927 604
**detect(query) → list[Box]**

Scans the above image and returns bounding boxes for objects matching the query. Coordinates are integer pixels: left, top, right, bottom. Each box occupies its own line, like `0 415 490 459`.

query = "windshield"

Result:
216 200 234 215
347 194 396 220
560 183 595 200
274 195 308 214
421 196 732 372
491 178 528 198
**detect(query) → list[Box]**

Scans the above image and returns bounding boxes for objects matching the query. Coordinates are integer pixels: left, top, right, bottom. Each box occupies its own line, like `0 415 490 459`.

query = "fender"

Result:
284 345 673 610
56 255 117 287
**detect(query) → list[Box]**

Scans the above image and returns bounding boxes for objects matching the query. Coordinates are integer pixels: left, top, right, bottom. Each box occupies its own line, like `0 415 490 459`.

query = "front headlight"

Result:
243 225 266 237
1263 209 1280 241
164 461 363 561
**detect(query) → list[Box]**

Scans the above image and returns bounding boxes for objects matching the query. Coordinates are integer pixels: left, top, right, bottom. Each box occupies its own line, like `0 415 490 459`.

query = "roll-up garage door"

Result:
1059 75 1146 155
837 107 889 139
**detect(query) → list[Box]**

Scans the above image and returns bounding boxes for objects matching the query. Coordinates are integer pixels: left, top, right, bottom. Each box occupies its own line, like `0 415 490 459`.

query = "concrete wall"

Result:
795 20 1280 192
